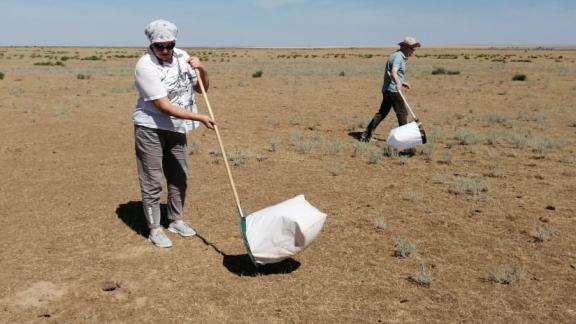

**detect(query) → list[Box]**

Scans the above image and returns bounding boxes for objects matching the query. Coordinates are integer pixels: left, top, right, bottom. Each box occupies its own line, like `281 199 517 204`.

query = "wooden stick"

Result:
195 69 245 218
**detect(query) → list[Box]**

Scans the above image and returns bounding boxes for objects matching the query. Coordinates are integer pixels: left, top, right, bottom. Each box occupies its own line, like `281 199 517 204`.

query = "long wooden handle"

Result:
386 70 418 120
397 91 418 121
195 69 245 218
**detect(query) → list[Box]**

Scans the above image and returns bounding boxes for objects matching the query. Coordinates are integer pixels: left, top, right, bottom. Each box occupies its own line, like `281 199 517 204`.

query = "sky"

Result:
1 0 575 47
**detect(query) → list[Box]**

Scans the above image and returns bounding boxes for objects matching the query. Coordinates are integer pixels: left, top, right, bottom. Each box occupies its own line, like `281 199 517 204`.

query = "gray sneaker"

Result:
149 229 173 248
168 221 197 237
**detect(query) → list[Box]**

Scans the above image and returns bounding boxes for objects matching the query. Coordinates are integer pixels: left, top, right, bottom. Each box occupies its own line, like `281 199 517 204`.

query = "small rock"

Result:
570 264 576 270
102 281 120 292
538 217 550 223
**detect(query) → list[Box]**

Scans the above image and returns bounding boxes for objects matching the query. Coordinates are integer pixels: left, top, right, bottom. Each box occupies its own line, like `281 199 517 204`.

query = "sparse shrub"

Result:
417 143 434 160
531 223 554 242
367 147 383 164
325 139 342 155
449 176 488 195
352 142 369 157
410 262 433 287
381 144 399 158
76 74 91 80
427 127 444 143
432 67 460 75
512 73 526 81
0 72 4 80
484 165 504 178
188 140 201 155
252 70 263 78
528 136 559 157
338 71 346 76
227 146 249 166
437 150 452 164
267 138 281 152
488 264 524 284
374 216 386 231
403 191 423 202
288 132 301 146
34 61 60 66
330 163 344 176
484 133 500 145
483 113 511 127
295 140 315 154
454 128 482 145
81 55 102 61
507 131 528 148
431 67 446 75
393 238 417 258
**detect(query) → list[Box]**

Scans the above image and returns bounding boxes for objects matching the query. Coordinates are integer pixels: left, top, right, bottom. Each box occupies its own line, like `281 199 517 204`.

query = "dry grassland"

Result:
0 46 575 323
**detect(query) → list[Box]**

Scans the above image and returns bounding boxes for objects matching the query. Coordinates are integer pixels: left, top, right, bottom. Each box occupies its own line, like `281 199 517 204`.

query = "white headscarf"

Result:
144 19 178 43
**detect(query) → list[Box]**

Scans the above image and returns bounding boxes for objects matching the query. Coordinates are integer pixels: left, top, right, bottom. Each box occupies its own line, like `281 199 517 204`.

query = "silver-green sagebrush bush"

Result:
410 262 433 287
488 264 524 284
393 238 417 258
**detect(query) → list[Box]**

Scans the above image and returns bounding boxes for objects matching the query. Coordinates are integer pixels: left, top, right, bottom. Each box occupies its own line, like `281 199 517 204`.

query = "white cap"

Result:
398 36 421 48
145 19 178 43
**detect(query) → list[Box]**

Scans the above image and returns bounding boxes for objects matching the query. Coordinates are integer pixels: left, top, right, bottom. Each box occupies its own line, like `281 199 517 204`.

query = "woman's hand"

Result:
198 114 216 129
187 56 203 70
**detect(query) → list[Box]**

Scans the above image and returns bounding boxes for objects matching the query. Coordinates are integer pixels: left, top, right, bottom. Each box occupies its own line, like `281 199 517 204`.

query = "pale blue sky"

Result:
1 0 575 47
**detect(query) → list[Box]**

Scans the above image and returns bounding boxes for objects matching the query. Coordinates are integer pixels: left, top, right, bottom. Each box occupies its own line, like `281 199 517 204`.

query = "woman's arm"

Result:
151 97 215 129
187 56 209 93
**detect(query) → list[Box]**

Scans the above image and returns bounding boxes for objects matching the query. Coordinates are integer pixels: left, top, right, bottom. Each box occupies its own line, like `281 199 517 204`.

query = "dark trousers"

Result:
363 91 408 138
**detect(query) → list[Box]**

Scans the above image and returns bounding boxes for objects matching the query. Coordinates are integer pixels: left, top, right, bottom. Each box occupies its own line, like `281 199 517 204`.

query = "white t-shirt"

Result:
133 48 199 133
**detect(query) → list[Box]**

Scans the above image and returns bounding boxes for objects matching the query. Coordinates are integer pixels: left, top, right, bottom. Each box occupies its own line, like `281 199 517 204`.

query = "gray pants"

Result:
135 125 188 229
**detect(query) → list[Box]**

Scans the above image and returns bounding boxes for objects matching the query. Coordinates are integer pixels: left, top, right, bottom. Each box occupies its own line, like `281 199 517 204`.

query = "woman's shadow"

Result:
116 201 300 277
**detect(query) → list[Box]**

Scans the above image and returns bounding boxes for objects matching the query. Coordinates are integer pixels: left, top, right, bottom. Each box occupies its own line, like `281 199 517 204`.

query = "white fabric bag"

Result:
387 121 424 150
245 195 327 265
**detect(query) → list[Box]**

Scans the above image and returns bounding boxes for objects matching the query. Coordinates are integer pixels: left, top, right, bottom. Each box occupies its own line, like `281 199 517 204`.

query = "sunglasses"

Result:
152 42 176 50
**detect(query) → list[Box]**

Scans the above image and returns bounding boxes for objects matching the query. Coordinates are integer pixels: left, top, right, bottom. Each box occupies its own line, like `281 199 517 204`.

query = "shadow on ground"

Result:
196 234 301 277
347 131 386 143
115 201 300 276
116 201 169 238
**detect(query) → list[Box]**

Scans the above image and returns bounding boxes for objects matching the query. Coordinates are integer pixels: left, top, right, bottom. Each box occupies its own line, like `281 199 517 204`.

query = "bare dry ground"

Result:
0 46 575 323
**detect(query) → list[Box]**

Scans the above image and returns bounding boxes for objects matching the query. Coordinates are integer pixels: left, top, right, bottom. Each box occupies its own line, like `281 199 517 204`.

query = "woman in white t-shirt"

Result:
133 19 215 248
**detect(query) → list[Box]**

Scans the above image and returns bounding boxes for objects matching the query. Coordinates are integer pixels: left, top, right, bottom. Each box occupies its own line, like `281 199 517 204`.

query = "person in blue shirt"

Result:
361 37 421 142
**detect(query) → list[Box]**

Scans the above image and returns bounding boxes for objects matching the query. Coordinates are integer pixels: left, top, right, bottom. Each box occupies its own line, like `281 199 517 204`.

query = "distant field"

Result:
1 46 575 322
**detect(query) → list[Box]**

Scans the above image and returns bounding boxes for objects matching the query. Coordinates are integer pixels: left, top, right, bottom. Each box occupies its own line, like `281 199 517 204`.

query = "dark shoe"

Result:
360 133 373 143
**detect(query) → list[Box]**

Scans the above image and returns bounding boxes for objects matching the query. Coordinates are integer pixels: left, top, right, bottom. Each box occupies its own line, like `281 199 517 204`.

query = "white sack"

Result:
245 195 326 265
387 121 423 150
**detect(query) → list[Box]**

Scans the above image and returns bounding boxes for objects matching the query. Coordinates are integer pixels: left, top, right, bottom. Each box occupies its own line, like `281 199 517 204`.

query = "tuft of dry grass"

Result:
393 238 417 258
487 264 524 284
410 262 433 287
449 176 488 195
531 223 555 242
